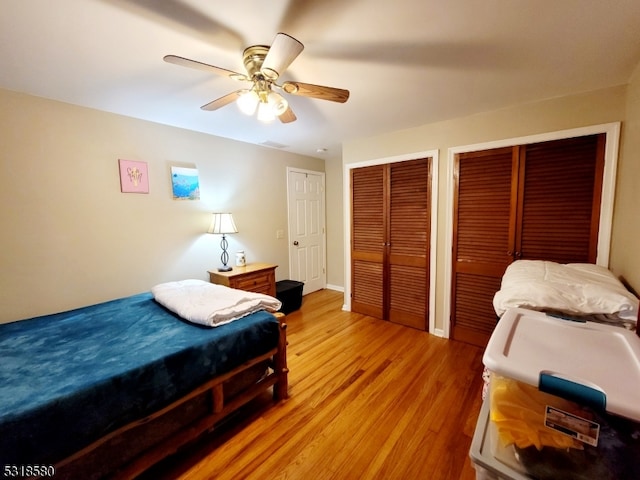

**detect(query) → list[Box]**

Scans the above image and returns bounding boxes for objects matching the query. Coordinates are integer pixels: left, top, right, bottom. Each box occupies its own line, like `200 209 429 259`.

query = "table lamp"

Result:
208 213 238 272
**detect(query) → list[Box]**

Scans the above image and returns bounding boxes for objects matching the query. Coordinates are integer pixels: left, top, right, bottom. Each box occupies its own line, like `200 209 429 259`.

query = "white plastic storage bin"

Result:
470 398 529 480
482 308 640 479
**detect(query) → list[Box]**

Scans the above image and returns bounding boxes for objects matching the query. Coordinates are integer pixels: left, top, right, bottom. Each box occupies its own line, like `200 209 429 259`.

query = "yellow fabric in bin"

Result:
489 373 585 451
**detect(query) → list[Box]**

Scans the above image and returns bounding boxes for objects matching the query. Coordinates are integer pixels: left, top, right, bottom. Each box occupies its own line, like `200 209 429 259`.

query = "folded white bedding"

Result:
152 279 282 327
493 260 638 325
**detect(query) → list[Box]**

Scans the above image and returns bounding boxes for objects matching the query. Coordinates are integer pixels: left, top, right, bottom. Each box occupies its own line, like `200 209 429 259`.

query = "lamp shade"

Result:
267 91 289 116
237 90 259 115
208 213 238 234
256 101 276 123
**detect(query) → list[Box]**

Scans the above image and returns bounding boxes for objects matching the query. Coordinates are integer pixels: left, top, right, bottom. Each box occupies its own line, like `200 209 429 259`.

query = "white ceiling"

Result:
2 0 640 160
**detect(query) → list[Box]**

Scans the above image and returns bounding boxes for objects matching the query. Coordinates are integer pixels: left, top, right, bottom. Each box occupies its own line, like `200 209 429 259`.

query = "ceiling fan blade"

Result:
279 106 297 123
164 55 249 81
282 81 350 103
108 0 244 51
261 33 304 80
200 91 243 111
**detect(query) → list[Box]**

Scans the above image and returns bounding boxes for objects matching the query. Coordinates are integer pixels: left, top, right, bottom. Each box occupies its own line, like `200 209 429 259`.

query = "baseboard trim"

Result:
325 284 344 293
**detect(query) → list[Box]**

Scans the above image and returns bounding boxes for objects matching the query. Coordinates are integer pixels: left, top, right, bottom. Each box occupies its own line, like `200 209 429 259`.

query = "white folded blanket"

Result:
493 260 638 324
151 279 282 327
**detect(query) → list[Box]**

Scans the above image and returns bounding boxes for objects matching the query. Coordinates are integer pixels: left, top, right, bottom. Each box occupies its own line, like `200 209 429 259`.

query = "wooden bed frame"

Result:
52 313 288 480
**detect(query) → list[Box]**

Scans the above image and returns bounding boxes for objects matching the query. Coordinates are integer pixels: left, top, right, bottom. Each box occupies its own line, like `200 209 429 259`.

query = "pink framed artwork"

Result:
118 159 149 193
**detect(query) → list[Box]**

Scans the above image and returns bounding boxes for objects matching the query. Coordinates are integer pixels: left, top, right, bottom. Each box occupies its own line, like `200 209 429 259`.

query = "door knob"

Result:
293 241 299 246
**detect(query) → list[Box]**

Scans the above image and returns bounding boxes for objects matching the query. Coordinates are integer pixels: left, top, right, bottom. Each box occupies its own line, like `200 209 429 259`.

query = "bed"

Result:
0 280 289 479
493 260 638 330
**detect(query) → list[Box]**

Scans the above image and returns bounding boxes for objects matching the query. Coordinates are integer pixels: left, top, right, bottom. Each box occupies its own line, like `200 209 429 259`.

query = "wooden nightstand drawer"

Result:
208 263 277 297
233 271 273 291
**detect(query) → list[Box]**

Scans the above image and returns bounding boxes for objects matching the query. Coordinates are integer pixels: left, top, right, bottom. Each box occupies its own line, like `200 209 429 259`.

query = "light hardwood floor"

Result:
142 289 485 480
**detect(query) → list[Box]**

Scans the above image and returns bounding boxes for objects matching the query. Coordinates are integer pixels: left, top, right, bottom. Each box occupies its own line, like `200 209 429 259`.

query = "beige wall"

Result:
343 84 633 333
0 88 324 323
611 63 640 291
324 158 344 291
3 77 638 327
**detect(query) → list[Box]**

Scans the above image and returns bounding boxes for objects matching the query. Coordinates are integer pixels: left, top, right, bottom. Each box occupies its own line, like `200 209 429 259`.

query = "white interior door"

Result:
287 168 326 295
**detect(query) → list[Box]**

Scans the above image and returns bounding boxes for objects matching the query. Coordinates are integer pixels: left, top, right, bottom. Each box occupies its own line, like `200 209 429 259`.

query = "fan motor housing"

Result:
243 45 269 78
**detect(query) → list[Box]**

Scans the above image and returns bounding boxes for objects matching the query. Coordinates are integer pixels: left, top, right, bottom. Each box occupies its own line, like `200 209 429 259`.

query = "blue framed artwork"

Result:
171 166 200 200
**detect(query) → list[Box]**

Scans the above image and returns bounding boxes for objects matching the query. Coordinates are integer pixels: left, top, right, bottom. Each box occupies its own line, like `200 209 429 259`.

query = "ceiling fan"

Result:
164 33 350 124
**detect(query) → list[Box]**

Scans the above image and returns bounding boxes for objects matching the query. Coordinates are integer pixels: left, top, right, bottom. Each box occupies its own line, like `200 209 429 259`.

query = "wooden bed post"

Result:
274 313 289 400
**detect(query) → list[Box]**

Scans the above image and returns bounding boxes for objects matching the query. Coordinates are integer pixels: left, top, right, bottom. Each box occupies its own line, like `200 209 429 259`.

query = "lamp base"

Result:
218 234 232 272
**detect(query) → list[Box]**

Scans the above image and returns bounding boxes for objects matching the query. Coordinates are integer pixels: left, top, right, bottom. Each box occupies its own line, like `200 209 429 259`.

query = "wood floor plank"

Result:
141 289 484 480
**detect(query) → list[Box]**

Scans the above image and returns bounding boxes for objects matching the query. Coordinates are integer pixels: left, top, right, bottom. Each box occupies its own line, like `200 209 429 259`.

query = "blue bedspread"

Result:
0 293 280 466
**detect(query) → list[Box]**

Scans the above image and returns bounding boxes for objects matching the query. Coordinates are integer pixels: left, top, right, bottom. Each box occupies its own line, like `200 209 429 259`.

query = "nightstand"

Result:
208 263 277 297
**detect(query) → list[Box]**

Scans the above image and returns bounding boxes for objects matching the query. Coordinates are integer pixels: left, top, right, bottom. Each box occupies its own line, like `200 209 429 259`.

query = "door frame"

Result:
343 149 439 334
286 167 327 293
442 122 621 339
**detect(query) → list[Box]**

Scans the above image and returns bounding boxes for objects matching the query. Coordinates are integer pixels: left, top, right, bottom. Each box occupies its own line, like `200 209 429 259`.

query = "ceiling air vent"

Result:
260 140 289 149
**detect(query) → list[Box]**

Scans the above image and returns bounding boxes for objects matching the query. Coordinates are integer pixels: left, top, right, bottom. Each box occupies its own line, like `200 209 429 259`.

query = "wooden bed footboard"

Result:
53 314 288 480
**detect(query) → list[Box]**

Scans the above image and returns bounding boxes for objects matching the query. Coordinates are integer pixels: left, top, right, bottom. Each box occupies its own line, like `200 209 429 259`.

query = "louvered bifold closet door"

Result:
451 134 606 347
517 134 605 263
388 158 431 329
451 147 516 346
351 165 385 318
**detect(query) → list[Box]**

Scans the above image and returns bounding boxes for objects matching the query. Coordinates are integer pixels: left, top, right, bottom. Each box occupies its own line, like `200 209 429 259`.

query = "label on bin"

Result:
544 406 600 447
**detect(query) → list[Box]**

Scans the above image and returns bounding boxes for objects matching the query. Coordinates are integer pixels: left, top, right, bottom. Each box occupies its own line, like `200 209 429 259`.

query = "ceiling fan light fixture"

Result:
237 90 259 115
165 32 349 125
267 92 289 116
257 101 276 123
